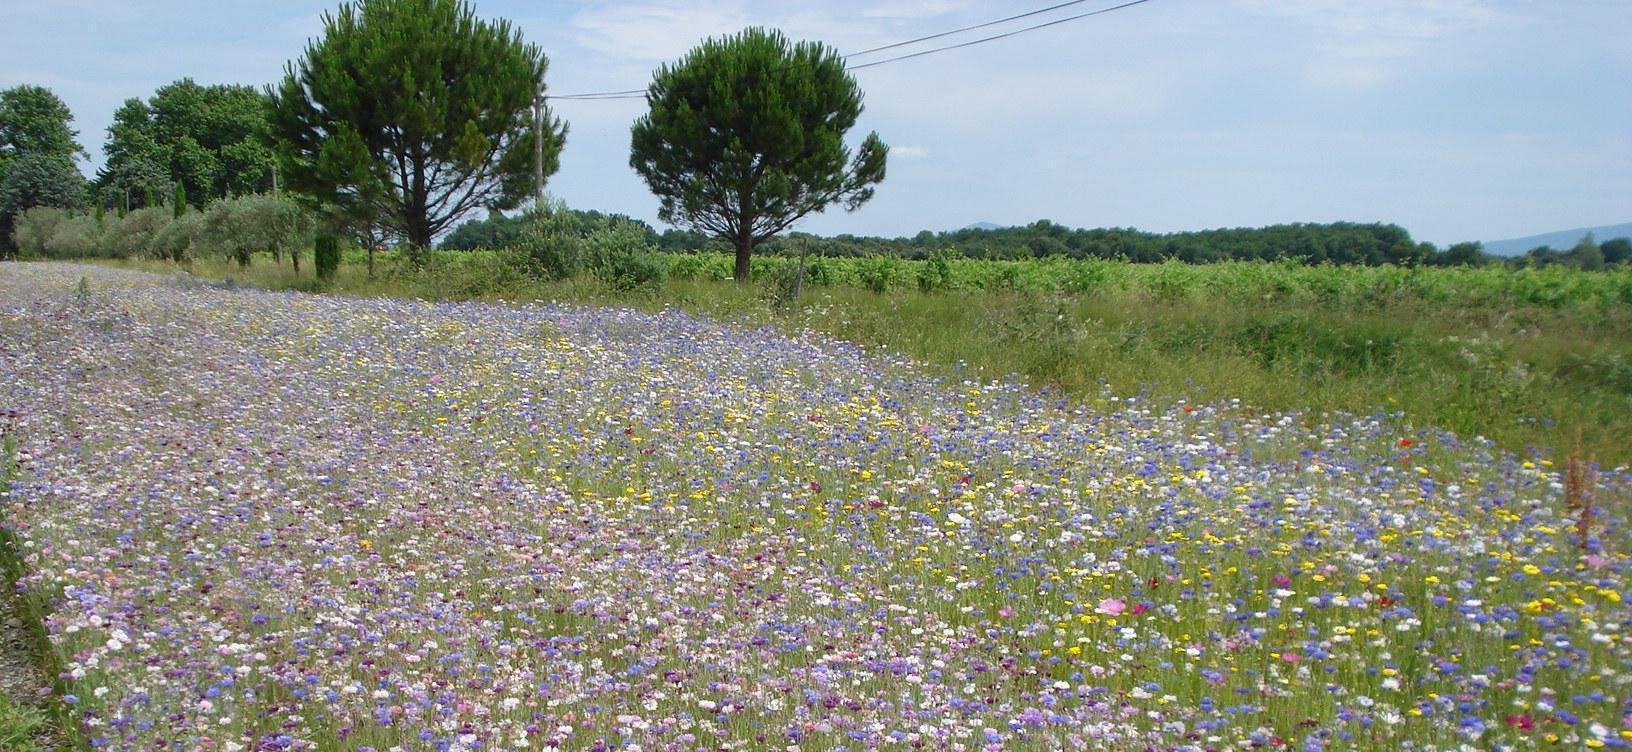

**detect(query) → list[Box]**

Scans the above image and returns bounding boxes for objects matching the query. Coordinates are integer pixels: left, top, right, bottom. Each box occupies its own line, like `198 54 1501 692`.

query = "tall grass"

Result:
90 252 1632 464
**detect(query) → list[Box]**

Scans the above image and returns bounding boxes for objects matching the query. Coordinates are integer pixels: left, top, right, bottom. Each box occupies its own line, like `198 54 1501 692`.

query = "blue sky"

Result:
3 0 1628 245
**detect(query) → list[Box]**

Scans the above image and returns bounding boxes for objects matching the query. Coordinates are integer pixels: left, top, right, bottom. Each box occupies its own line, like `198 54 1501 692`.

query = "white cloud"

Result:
860 0 972 20
1236 0 1512 88
891 145 930 159
569 2 752 62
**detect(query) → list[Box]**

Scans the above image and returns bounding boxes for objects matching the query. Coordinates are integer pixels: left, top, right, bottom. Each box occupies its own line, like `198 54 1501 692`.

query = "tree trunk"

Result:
733 234 753 284
291 250 301 274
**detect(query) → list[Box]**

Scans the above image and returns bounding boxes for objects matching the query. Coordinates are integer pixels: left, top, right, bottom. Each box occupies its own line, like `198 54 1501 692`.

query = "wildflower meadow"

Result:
1 263 1628 751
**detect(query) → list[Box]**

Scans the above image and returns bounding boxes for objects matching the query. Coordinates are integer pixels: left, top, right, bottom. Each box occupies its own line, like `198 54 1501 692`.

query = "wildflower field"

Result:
1 262 1629 751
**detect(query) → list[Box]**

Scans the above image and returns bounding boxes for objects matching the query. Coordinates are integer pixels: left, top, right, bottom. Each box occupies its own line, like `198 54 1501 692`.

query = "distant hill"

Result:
962 222 1006 231
1483 222 1632 257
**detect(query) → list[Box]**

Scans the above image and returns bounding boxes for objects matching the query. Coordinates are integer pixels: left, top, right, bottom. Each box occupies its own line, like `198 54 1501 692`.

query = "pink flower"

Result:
1273 575 1293 587
1279 652 1301 663
1095 598 1127 616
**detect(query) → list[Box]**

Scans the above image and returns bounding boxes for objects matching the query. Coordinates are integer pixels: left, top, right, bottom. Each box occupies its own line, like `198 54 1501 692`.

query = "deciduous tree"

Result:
0 85 88 171
99 80 274 207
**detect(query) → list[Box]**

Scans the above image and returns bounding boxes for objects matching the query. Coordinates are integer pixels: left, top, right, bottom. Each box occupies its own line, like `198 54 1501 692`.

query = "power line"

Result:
849 0 1154 70
546 0 1154 101
549 88 645 100
844 0 1098 58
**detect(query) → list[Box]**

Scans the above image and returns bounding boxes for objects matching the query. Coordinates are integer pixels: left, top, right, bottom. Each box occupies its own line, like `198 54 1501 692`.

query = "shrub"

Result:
917 248 955 292
44 214 102 258
668 253 708 280
804 256 832 286
855 255 904 293
153 210 206 262
583 222 665 289
516 203 588 280
0 153 84 250
104 207 174 259
11 206 71 256
514 201 665 286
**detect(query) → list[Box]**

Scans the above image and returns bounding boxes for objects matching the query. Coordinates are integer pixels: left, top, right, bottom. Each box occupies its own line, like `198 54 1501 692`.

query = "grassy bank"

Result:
88 252 1632 465
0 431 71 751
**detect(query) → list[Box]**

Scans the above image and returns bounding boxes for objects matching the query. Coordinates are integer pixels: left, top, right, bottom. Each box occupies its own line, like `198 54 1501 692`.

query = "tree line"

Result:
443 211 1632 270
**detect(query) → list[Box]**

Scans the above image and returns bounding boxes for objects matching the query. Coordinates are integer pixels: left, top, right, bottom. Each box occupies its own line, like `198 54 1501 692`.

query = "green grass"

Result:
0 694 53 752
85 252 1632 465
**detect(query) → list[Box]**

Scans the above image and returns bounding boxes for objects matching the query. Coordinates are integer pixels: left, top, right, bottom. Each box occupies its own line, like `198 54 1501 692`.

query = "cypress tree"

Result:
315 235 340 281
174 184 186 218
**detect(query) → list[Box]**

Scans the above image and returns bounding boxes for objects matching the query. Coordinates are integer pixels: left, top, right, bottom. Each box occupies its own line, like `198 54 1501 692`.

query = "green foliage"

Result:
917 248 955 292
104 207 173 259
441 210 525 250
584 222 666 290
44 214 102 259
516 203 591 280
153 210 205 262
201 194 314 265
1432 241 1489 267
173 184 186 219
854 254 904 293
10 206 71 256
98 80 273 206
0 153 84 251
1602 237 1632 266
99 156 170 212
269 0 565 249
0 84 88 170
0 692 52 752
15 192 316 263
630 27 887 281
315 236 340 281
1568 233 1605 271
514 200 665 287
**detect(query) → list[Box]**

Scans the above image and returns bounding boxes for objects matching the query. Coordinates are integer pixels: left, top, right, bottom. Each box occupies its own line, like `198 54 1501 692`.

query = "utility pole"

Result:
532 81 545 206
